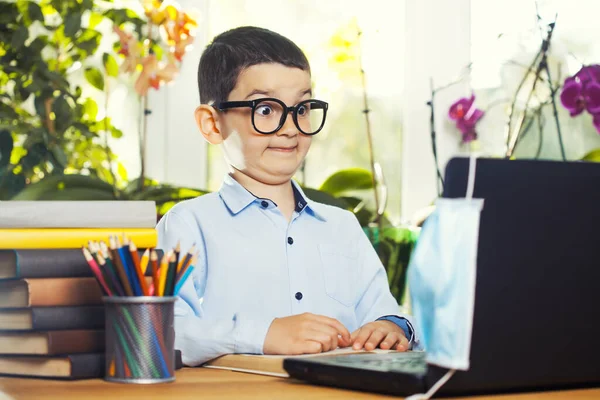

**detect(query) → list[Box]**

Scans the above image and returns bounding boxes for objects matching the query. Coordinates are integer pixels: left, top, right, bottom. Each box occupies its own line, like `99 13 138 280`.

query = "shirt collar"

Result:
218 174 326 221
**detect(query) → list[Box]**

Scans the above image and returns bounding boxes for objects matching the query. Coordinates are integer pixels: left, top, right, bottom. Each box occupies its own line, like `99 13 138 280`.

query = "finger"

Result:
395 334 410 352
352 326 374 350
303 329 336 352
379 332 401 350
364 328 387 351
299 340 323 354
309 323 339 351
310 314 351 343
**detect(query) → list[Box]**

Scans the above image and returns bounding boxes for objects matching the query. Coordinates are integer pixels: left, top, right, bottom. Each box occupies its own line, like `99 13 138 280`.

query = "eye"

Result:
255 104 273 116
297 104 309 116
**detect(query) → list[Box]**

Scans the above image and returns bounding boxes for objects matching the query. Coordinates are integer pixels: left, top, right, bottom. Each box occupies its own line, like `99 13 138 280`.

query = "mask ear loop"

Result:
405 369 456 400
466 154 478 200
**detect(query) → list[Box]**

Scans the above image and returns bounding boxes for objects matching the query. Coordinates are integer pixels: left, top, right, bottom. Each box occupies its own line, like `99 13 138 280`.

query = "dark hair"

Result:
197 26 310 104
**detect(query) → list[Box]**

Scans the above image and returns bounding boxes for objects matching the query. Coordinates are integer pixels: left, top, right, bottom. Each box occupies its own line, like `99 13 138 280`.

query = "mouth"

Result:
268 145 297 153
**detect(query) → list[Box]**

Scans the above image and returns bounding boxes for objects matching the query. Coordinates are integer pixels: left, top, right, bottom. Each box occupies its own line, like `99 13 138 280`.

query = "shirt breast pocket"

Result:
319 243 360 307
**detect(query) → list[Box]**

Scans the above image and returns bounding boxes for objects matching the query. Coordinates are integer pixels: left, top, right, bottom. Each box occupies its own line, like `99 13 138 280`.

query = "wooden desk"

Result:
0 368 598 400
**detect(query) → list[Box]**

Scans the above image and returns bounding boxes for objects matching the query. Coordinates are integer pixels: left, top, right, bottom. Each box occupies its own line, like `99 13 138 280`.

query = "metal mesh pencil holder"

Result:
103 296 176 384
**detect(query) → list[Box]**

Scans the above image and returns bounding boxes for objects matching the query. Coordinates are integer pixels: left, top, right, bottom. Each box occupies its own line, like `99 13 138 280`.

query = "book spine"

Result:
1 249 164 279
29 306 105 331
68 353 105 379
27 278 103 307
0 229 157 249
46 330 104 355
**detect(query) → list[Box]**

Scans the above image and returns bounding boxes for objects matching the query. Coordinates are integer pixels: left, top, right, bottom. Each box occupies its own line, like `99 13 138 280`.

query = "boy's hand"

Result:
351 320 409 352
263 312 351 355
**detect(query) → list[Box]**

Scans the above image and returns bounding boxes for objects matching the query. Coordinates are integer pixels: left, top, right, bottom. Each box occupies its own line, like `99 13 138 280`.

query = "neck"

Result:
230 170 296 220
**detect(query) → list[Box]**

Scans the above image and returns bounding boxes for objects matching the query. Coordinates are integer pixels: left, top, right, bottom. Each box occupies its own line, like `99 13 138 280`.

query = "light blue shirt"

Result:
156 174 418 366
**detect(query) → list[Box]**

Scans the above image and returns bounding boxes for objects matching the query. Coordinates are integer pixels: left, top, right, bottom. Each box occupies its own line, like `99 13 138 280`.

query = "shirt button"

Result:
287 237 294 245
295 292 303 300
261 200 269 208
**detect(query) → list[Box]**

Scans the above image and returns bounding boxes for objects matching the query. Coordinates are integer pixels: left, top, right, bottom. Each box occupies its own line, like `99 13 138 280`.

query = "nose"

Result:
276 111 299 137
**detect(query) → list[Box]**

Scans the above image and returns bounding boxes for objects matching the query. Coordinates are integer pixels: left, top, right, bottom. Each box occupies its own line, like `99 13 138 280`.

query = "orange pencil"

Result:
177 244 196 274
150 250 160 296
158 251 172 296
129 241 149 296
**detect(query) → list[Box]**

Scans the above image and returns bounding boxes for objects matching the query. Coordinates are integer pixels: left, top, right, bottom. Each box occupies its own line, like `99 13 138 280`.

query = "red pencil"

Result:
82 247 112 296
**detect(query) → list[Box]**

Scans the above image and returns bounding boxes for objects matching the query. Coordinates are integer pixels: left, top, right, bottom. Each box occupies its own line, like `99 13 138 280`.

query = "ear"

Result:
195 104 223 145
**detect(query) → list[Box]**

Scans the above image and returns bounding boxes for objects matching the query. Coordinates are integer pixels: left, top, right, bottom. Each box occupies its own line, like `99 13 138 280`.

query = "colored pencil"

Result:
109 236 134 296
97 253 125 296
174 266 194 296
119 237 142 296
140 249 150 275
165 251 177 296
158 251 171 296
150 250 160 296
82 247 112 295
177 244 195 274
129 241 149 296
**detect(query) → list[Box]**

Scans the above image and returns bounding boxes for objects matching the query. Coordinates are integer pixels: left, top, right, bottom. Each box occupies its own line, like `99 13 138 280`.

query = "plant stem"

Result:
506 21 557 158
535 109 544 159
356 28 381 228
427 78 444 196
104 75 118 197
542 59 567 161
138 95 148 191
505 51 542 157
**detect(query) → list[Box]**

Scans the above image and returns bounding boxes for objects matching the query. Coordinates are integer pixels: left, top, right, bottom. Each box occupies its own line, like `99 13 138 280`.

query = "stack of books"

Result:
0 201 158 379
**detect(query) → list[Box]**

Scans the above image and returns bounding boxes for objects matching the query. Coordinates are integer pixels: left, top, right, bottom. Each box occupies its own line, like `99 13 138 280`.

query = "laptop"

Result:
283 157 600 397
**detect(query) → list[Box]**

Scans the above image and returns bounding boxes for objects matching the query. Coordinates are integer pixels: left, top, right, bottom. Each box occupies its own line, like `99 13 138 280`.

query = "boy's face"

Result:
215 63 313 185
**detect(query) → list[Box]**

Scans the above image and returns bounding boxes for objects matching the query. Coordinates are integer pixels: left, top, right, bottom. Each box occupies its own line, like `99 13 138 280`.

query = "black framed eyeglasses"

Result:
216 97 328 135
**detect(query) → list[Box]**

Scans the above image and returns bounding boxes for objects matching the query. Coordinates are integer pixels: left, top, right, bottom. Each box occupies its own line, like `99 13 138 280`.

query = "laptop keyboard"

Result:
313 351 427 375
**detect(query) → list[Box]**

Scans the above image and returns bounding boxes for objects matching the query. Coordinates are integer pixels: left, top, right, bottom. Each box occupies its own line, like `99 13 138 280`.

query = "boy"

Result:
156 26 418 366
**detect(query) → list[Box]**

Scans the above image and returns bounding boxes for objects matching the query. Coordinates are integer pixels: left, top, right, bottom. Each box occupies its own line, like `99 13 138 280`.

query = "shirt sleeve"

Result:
349 213 422 350
156 209 275 366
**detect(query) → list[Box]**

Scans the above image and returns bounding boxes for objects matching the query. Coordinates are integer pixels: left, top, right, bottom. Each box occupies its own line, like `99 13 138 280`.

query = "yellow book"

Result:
0 229 157 249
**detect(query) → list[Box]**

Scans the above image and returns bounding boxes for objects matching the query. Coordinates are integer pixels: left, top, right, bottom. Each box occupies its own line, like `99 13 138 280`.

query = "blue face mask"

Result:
406 156 484 399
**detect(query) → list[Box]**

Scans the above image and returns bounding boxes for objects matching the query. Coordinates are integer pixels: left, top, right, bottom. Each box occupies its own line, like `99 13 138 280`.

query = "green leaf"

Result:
0 171 26 200
64 12 82 38
20 142 47 171
111 126 123 138
33 187 118 200
301 187 350 209
50 145 68 167
131 185 208 202
83 98 98 120
88 12 104 29
0 129 14 168
11 25 29 49
84 67 104 91
52 96 73 123
319 168 374 196
102 53 119 77
11 174 115 200
117 162 128 181
81 0 93 10
27 2 44 22
581 148 600 162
